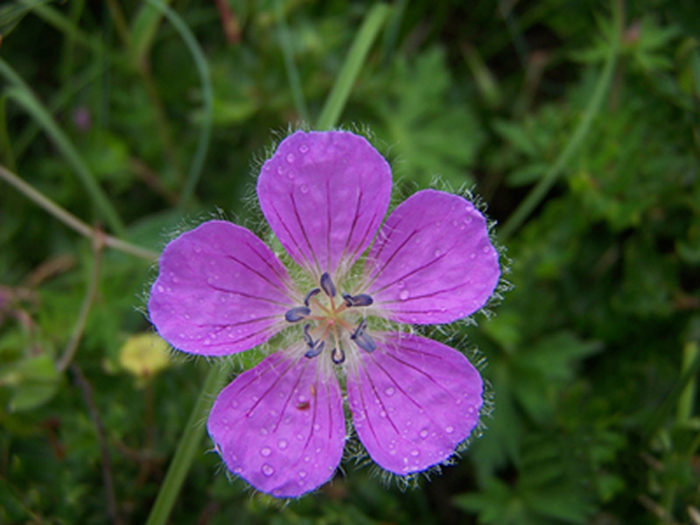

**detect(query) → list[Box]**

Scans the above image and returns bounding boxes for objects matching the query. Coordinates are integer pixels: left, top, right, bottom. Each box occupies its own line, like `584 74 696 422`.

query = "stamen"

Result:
304 288 321 306
331 347 345 364
285 306 311 323
342 293 373 307
320 272 336 297
304 340 325 359
302 324 314 347
351 318 376 353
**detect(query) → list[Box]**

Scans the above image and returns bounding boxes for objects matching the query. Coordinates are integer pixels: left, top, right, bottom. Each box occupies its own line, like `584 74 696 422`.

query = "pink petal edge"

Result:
208 352 346 497
364 190 500 324
346 332 483 474
257 131 392 279
148 221 295 356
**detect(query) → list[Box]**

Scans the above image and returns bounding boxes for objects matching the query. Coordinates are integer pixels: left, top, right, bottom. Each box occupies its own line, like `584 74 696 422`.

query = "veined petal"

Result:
208 352 345 498
363 190 499 324
148 221 295 356
258 131 392 278
346 332 483 475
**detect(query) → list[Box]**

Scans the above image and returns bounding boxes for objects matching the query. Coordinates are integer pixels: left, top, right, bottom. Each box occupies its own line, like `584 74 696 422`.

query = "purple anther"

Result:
331 347 345 364
304 288 321 307
285 306 311 323
320 272 336 297
342 293 373 307
303 324 314 347
304 340 325 359
351 319 376 353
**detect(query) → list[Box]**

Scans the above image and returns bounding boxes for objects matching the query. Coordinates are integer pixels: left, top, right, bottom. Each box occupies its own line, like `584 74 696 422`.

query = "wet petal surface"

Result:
258 131 392 278
149 221 294 356
364 190 500 324
346 332 483 474
208 352 345 497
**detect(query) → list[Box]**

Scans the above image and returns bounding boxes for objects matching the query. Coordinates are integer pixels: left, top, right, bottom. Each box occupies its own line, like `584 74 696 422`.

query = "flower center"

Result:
284 272 375 364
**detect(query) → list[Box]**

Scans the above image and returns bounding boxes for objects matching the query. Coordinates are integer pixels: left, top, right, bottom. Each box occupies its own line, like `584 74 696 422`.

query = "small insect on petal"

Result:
285 306 311 323
320 272 336 297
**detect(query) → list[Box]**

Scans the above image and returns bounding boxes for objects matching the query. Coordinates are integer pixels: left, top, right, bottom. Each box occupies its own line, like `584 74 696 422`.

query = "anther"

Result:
304 288 321 306
331 347 346 364
302 324 314 347
342 293 373 307
351 318 376 353
285 306 311 323
304 340 325 359
320 272 336 298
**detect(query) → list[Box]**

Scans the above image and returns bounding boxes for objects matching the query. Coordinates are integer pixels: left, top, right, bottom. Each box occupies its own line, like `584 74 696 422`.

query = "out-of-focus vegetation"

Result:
1 0 699 523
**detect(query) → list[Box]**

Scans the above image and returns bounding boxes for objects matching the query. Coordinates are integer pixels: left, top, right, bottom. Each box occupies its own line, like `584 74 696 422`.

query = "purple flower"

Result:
148 130 500 498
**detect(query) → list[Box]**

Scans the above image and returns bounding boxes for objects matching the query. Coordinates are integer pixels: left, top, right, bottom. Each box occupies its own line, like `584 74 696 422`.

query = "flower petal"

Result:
148 221 295 356
258 131 392 278
363 190 499 324
346 332 483 475
208 352 345 497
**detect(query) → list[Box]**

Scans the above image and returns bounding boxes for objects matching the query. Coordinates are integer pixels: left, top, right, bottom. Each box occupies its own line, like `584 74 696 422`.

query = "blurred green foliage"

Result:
1 0 699 523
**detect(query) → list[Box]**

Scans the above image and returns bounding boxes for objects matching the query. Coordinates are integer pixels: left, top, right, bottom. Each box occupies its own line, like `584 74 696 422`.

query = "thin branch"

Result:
0 163 159 261
71 363 124 525
56 232 103 372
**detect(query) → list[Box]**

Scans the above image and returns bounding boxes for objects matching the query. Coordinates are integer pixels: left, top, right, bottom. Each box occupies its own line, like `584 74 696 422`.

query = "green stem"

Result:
677 341 699 425
275 0 309 123
145 363 233 525
142 0 213 212
316 4 390 130
498 1 622 241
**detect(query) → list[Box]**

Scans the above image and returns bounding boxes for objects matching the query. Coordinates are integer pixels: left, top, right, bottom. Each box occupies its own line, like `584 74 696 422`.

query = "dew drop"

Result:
286 171 295 180
304 456 311 463
194 246 202 253
445 425 455 434
469 252 477 260
277 165 285 175
313 423 321 431
399 290 409 301
260 446 272 457
299 144 309 153
411 449 420 457
262 464 274 477
434 249 442 257
385 386 395 396
397 281 405 289
233 466 242 474
286 153 295 163
380 411 387 418
230 400 238 408
420 429 429 439
465 215 473 223
296 433 304 441
278 439 288 450
482 245 490 253
157 285 164 293
299 470 307 478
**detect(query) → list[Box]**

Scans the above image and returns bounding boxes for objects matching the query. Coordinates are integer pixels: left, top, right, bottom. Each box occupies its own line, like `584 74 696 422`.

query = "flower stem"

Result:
145 362 233 525
499 0 622 241
316 4 390 130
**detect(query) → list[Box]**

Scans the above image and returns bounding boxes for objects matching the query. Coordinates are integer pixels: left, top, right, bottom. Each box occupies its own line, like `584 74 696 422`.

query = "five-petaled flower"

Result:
148 130 500 498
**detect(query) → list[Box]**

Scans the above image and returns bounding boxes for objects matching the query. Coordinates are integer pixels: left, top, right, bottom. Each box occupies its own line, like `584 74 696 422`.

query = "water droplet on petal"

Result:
157 285 164 292
260 447 272 457
287 171 295 179
286 153 295 163
262 464 274 477
482 245 490 253
399 290 409 301
397 281 405 289
385 386 395 396
299 144 309 153
434 249 442 257
411 449 419 457
445 426 455 434
469 252 477 260
420 429 429 439
278 439 288 450
299 470 307 478
277 165 285 175
300 184 309 194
